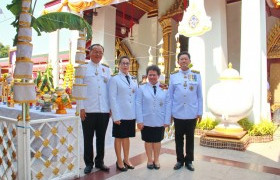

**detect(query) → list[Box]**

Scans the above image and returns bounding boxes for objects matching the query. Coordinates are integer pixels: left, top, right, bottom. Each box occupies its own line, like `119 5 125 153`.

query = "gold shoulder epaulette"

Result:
139 82 147 85
101 63 109 68
111 73 118 77
170 70 179 74
191 70 200 74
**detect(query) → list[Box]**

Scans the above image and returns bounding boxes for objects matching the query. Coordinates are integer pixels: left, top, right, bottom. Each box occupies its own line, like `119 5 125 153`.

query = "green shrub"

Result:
197 116 219 130
248 120 277 136
238 118 254 131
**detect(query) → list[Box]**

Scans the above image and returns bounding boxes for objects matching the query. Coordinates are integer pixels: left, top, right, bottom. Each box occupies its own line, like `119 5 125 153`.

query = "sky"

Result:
0 0 71 55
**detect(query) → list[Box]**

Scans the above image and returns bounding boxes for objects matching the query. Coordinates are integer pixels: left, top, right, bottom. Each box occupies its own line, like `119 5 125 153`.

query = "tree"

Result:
0 43 9 58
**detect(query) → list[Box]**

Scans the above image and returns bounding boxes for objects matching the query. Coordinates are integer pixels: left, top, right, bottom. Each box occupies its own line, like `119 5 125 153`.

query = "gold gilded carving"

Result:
7 139 12 148
68 145 73 153
115 38 139 77
60 137 66 145
36 172 43 180
12 171 16 180
12 128 17 137
0 157 2 165
67 126 73 134
34 151 42 159
68 163 74 170
128 0 157 14
12 151 16 159
53 168 59 175
3 148 7 156
60 156 67 164
159 0 184 21
0 136 2 144
34 130 41 138
52 148 59 156
267 20 280 58
3 127 7 135
44 160 51 168
7 159 11 167
51 127 57 135
42 139 49 147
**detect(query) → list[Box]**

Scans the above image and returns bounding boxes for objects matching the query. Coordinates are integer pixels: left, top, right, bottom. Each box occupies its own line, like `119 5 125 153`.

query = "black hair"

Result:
118 55 130 64
146 65 161 76
89 44 104 52
177 51 191 60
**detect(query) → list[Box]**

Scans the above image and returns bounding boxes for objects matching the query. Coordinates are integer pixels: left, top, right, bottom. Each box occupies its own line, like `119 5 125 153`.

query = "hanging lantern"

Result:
178 0 212 37
148 46 153 66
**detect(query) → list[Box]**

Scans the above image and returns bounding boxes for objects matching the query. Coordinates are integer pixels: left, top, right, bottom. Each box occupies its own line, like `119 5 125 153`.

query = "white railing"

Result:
0 115 80 180
0 116 18 180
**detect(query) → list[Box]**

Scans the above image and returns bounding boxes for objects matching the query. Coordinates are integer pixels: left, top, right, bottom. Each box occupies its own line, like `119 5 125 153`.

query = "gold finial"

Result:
228 62 232 69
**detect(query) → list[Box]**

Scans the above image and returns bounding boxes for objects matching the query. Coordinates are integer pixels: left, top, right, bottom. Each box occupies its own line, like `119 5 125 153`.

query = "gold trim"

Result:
19 21 31 27
17 41 32 46
14 100 36 103
77 47 86 51
36 172 43 180
18 36 32 42
44 160 51 168
22 7 30 12
75 60 86 64
16 57 31 61
53 168 59 175
14 82 35 86
16 59 34 63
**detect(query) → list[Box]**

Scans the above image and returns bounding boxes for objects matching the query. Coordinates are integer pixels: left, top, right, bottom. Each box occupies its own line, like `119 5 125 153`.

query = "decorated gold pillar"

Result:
159 18 172 83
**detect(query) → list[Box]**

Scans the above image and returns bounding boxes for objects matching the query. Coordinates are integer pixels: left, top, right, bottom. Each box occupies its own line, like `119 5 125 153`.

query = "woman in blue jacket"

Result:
136 65 171 170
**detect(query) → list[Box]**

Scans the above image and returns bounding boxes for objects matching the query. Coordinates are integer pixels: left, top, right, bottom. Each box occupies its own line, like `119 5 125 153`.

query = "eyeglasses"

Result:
120 62 130 66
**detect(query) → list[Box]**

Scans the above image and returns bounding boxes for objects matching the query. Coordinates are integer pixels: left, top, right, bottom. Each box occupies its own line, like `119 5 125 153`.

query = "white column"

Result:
240 0 267 123
49 30 59 88
92 6 116 70
189 0 228 112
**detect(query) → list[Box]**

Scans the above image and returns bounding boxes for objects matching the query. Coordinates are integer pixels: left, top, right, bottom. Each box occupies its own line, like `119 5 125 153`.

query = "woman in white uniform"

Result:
109 56 138 171
136 65 171 170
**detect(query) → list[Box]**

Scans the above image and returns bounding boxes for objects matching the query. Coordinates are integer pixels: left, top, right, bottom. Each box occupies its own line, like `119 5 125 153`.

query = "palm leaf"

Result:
32 12 92 40
6 0 22 16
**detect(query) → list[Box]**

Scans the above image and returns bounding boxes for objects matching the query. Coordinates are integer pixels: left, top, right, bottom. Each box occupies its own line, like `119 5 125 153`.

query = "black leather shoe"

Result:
147 163 154 170
116 162 127 171
173 162 184 170
185 162 195 171
123 161 135 169
84 166 93 174
153 163 160 170
96 164 110 171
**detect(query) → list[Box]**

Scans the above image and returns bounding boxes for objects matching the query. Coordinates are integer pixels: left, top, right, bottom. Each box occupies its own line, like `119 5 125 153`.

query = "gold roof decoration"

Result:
267 20 280 58
219 63 241 80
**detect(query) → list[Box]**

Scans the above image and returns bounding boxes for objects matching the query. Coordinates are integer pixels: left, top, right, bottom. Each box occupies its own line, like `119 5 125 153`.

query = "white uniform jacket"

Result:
80 61 111 113
169 69 203 119
109 72 138 121
136 82 171 127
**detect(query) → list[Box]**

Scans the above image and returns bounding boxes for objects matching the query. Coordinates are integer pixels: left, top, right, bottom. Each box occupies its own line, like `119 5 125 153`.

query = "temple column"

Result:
49 30 59 88
189 0 228 112
91 6 116 69
240 0 267 123
159 18 177 83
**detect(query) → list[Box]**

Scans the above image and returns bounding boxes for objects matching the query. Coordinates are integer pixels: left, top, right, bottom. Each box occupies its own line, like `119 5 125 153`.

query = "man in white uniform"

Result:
80 44 111 174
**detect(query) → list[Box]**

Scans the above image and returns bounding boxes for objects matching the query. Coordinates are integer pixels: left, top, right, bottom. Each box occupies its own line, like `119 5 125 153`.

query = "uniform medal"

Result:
160 101 163 106
189 86 194 91
184 81 187 87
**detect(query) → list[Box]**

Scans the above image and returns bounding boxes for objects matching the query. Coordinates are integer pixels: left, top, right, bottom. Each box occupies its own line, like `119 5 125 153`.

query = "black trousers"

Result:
174 118 197 163
81 113 109 167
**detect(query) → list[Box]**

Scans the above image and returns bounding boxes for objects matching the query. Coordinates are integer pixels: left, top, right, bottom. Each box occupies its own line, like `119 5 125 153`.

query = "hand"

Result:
197 115 202 123
137 123 144 130
114 120 121 125
164 124 169 128
80 109 86 121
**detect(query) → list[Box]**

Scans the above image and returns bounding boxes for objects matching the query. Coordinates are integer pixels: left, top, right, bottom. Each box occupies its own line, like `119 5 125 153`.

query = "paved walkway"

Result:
75 128 280 180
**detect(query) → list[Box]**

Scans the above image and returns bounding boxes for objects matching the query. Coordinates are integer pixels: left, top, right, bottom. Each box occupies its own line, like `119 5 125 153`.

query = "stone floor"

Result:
75 128 280 180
